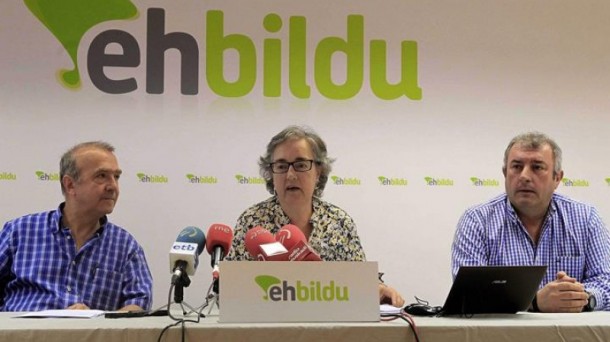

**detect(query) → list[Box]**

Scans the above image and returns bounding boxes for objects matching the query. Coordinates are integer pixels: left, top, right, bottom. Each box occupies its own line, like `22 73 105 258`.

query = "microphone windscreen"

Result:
176 226 206 255
245 226 276 258
276 224 307 250
205 223 234 254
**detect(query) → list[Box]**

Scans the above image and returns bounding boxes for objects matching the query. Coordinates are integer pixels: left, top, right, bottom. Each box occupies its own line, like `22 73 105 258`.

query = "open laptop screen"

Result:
441 265 547 316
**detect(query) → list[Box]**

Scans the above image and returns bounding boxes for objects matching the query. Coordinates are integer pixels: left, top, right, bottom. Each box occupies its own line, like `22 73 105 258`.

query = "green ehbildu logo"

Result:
470 177 499 187
137 172 168 183
424 177 453 186
606 178 610 186
186 174 217 184
330 176 361 186
0 172 17 181
561 178 589 187
235 174 265 185
35 171 59 181
24 3 422 100
255 275 349 302
24 0 138 89
378 176 407 186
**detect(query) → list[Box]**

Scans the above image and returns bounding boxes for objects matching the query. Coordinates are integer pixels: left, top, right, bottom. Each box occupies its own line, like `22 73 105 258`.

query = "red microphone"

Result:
246 227 275 260
275 224 306 249
205 223 233 279
245 226 289 261
276 224 322 261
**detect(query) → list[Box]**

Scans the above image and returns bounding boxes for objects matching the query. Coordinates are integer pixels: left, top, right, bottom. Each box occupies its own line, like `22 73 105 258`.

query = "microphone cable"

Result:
157 283 206 342
380 311 420 342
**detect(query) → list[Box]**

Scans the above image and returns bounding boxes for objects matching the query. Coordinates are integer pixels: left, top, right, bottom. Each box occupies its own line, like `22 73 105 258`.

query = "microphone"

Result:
169 226 206 285
205 223 234 280
245 226 288 261
275 224 306 249
276 224 322 261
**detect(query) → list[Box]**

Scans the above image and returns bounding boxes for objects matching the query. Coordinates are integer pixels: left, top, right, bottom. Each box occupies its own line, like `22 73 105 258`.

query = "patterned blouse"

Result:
225 196 366 261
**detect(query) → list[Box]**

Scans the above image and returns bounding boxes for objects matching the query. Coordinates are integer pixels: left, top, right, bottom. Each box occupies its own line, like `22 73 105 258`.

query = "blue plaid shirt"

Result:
0 203 153 312
452 193 610 311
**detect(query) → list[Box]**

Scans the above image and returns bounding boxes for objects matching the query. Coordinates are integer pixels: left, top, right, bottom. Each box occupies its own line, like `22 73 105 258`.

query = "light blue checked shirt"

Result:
452 193 610 311
0 203 153 312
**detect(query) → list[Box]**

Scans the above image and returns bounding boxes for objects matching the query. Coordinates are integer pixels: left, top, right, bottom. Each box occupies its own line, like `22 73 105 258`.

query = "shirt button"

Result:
67 286 72 292
72 261 76 266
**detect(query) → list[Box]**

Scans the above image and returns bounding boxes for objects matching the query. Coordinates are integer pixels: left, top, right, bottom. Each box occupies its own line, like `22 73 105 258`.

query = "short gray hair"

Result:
60 141 115 194
259 126 334 197
502 132 562 175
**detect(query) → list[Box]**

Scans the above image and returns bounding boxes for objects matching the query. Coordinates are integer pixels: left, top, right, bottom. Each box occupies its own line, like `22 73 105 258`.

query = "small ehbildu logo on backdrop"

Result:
561 178 589 187
235 175 265 185
36 171 59 181
377 176 407 186
186 174 217 184
424 177 453 186
470 177 499 187
137 173 168 183
330 176 361 186
0 172 17 181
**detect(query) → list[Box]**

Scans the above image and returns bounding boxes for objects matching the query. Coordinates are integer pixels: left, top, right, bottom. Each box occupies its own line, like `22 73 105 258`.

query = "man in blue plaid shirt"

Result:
452 132 610 313
0 141 152 312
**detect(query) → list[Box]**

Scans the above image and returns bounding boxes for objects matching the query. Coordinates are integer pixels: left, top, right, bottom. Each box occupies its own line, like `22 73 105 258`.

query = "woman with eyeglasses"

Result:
225 125 405 307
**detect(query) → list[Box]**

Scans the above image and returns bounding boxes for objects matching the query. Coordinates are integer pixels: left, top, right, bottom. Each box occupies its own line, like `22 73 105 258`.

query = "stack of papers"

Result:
16 309 105 318
380 304 403 315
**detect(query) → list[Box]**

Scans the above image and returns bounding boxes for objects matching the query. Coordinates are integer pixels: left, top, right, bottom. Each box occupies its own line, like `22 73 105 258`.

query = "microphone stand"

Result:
199 248 224 315
204 278 221 315
172 270 198 315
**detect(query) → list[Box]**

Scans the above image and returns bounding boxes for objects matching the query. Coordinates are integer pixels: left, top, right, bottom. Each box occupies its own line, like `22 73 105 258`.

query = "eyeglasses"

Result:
269 160 316 174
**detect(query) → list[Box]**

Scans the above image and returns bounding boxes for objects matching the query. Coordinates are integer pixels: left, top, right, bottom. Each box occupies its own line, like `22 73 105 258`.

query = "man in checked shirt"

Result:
452 132 610 313
0 141 152 312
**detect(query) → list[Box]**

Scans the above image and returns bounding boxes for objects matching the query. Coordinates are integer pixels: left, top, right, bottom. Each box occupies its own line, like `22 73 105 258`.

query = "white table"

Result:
1 311 609 342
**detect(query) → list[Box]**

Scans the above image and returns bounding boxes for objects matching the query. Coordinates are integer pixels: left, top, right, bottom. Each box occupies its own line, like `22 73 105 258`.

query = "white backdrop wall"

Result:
1 0 610 308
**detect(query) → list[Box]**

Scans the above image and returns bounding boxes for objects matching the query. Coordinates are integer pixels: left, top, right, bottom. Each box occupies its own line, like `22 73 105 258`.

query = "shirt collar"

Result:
309 197 322 225
53 202 108 234
505 193 558 225
271 196 321 227
271 196 291 227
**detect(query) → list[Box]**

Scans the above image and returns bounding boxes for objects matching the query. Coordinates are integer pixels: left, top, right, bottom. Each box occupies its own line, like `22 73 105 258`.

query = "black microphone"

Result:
169 226 206 285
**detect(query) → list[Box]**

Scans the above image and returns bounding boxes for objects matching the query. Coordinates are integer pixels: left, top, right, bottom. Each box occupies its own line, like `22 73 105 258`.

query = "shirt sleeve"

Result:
120 245 153 310
582 208 610 311
451 209 489 279
0 222 13 309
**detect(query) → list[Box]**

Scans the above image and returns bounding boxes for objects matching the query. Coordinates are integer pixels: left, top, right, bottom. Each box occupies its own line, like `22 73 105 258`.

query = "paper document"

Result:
380 304 403 315
16 309 105 318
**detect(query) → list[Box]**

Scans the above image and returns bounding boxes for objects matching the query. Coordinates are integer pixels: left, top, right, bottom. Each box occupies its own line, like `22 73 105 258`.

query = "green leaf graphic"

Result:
254 275 281 300
24 0 138 88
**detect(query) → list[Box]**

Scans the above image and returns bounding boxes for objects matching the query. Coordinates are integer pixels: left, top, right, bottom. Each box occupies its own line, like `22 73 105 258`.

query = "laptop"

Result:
440 265 547 316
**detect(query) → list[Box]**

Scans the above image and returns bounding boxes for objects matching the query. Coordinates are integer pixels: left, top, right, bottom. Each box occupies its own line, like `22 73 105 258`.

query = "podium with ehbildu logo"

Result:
219 261 379 323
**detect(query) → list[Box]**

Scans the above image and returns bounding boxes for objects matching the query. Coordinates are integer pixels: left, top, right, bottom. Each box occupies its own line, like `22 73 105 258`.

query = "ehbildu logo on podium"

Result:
219 262 378 322
255 275 349 302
